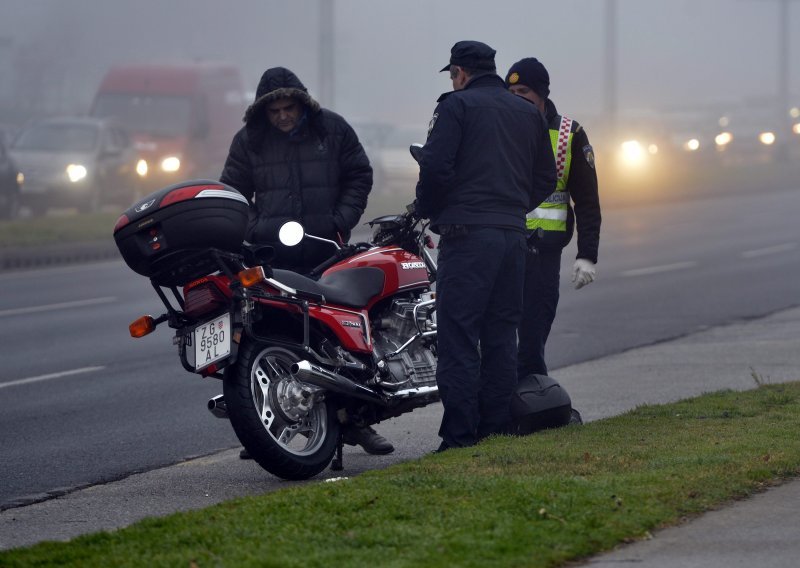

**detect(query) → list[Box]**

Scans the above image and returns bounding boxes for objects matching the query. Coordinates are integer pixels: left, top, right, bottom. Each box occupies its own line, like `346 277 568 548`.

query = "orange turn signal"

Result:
129 315 156 338
238 266 266 288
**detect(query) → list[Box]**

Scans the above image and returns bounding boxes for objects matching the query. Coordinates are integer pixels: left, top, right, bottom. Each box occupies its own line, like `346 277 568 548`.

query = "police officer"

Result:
416 41 556 451
505 57 602 379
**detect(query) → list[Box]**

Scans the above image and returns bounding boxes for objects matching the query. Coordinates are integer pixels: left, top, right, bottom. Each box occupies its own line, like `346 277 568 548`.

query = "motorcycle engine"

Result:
372 296 437 391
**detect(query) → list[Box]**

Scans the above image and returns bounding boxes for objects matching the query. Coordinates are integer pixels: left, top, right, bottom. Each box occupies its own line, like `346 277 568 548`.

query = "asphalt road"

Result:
0 185 798 510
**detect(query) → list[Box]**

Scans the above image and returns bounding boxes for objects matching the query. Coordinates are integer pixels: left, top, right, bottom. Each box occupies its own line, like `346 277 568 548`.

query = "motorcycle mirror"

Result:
409 143 424 164
278 221 305 247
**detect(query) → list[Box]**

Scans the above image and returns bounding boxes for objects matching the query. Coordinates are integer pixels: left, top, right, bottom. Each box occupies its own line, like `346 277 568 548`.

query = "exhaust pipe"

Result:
290 360 386 405
207 394 228 419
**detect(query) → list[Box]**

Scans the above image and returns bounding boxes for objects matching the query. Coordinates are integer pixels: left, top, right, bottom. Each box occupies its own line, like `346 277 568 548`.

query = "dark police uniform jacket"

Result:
415 73 556 232
536 99 601 263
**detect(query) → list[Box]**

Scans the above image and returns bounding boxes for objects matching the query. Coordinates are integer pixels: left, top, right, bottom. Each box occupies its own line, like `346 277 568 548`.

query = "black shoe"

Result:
431 441 451 454
239 448 252 460
342 425 395 455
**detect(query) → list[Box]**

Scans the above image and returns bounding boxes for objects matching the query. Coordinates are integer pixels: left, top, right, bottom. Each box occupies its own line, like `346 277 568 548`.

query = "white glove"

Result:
572 259 596 290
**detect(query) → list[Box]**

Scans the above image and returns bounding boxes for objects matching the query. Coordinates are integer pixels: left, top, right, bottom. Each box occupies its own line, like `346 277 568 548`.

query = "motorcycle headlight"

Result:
161 156 181 172
136 159 149 177
66 164 88 183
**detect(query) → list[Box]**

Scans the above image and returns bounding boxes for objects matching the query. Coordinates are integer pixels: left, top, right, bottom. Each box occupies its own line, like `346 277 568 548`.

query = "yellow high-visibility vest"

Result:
526 115 573 232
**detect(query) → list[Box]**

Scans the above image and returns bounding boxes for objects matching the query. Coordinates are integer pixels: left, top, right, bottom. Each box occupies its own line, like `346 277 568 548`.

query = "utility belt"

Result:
437 224 468 237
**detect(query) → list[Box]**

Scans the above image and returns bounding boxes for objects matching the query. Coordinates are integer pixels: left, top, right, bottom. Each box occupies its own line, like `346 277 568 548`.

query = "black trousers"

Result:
517 248 562 378
435 227 527 448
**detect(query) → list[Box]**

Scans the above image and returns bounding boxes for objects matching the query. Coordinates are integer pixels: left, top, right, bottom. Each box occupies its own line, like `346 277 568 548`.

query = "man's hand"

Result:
572 259 596 290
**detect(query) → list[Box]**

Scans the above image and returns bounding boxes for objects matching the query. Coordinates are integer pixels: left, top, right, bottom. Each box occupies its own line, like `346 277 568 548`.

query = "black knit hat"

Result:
505 57 550 99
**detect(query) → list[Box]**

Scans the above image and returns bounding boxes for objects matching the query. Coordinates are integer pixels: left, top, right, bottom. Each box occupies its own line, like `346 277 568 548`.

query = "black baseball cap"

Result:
440 40 497 72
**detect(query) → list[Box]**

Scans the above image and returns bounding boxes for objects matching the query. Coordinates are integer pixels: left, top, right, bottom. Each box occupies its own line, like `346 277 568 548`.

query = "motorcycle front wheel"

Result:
223 338 339 480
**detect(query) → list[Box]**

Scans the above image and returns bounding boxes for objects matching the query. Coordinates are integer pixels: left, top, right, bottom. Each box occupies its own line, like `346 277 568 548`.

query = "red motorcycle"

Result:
113 179 440 480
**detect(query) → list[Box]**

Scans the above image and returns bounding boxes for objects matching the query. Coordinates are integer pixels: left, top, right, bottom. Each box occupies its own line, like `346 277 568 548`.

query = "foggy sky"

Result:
1 0 797 131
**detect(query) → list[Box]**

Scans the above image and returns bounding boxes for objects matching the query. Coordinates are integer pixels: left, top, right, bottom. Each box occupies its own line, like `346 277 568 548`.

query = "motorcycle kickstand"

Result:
331 433 345 471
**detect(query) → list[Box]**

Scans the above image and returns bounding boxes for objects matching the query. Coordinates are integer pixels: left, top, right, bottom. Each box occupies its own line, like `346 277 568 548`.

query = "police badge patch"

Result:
427 113 439 138
583 144 595 169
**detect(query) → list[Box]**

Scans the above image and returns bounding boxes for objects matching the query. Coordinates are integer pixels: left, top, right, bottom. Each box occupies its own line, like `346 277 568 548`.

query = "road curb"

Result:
0 241 121 272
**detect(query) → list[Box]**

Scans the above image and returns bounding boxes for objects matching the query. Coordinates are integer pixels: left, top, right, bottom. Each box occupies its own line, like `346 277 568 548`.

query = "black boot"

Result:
342 425 394 455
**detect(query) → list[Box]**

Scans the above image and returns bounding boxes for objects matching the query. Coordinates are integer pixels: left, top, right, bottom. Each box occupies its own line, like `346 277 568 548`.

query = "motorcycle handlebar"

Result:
306 242 371 279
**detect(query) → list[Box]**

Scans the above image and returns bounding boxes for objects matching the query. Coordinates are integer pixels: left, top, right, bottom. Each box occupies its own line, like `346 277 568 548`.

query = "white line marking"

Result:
0 297 116 318
0 366 105 390
741 243 797 258
622 261 698 277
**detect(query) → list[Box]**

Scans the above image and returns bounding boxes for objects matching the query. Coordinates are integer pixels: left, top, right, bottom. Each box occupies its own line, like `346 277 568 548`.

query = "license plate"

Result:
193 313 231 370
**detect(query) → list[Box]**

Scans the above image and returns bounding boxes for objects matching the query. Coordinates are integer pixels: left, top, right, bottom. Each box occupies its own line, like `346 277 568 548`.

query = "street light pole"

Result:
777 0 790 158
319 0 335 107
750 0 795 158
604 0 618 137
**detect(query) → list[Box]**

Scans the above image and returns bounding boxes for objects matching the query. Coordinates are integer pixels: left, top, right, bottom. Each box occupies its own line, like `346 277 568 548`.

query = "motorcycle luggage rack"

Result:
244 289 316 352
241 287 367 374
148 248 245 321
142 249 244 378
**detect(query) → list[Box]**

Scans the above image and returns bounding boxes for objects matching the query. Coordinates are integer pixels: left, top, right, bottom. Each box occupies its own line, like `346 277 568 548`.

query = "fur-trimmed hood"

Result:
243 67 320 124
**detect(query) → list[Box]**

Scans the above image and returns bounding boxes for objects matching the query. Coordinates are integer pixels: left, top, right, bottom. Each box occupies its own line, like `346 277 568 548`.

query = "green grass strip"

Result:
0 213 120 247
3 383 800 567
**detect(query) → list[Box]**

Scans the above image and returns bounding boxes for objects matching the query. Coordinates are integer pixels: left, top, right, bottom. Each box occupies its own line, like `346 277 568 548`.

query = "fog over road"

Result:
1 185 799 510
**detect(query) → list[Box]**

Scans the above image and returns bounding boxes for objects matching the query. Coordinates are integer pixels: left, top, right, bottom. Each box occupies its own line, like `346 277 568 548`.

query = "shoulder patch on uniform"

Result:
583 144 595 169
427 113 439 138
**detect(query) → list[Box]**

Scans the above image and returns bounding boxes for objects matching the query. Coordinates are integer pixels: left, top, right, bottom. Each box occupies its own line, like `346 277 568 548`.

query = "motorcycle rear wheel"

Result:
224 338 339 480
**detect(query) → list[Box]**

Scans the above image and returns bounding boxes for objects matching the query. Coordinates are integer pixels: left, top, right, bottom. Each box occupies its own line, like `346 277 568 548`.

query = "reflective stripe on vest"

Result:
526 115 573 232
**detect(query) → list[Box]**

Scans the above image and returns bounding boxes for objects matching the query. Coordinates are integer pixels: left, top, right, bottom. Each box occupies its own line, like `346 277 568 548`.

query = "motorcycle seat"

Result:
271 268 385 309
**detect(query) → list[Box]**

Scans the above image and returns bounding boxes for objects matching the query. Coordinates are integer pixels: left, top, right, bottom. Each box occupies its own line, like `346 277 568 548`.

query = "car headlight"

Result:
161 156 181 172
136 159 148 177
66 164 88 183
759 132 776 145
16 172 24 186
683 139 700 151
715 132 733 147
619 140 646 168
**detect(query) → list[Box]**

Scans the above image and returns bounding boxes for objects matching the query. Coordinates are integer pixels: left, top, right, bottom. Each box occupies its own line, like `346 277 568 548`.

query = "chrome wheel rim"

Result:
250 347 328 456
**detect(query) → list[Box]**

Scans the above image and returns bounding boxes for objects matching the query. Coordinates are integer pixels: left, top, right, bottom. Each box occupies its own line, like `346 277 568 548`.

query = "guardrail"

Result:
0 241 120 272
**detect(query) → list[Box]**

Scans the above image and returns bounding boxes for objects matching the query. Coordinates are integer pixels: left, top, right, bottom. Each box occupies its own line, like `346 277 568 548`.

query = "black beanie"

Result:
505 57 550 99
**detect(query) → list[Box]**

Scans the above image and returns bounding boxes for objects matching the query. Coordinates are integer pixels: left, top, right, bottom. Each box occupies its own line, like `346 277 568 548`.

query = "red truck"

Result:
90 62 246 194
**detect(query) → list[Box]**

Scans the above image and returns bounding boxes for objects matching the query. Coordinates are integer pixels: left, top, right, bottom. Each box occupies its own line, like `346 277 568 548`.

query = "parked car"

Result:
0 133 22 219
10 117 138 215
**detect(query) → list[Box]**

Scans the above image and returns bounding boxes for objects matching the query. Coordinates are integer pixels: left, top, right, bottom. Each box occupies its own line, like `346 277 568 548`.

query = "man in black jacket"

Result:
505 58 602 379
416 41 556 451
221 67 394 456
221 67 372 273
